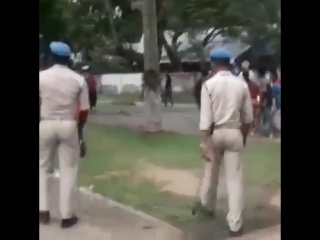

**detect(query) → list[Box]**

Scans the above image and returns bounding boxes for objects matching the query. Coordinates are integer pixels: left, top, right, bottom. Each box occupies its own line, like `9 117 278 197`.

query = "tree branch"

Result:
158 32 181 70
156 0 166 62
207 29 224 45
115 45 144 71
105 0 118 44
172 31 183 53
202 28 222 47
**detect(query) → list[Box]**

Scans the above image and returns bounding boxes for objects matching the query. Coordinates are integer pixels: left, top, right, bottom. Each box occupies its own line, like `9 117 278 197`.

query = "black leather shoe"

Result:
61 215 79 229
229 227 244 237
39 211 50 225
191 201 214 217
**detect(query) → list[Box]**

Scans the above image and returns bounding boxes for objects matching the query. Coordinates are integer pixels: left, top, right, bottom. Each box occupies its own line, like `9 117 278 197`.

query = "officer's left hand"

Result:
200 143 211 161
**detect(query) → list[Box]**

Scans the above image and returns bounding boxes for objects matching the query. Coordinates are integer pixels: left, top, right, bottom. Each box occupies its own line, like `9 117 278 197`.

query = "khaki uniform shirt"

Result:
199 71 253 131
39 65 90 120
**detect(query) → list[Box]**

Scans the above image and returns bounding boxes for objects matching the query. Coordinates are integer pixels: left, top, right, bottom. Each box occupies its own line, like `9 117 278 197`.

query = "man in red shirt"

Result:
87 75 97 110
82 66 97 111
243 71 260 134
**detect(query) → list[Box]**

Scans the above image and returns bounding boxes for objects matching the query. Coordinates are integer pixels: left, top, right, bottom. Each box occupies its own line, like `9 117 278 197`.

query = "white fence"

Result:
97 72 200 94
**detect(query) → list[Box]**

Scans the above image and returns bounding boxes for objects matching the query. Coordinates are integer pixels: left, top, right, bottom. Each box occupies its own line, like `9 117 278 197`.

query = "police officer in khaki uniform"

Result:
195 49 253 237
39 42 90 228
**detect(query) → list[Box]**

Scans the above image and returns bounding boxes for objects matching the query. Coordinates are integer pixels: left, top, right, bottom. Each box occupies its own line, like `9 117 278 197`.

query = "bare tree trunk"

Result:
105 0 118 44
142 0 162 132
144 89 161 132
158 32 181 71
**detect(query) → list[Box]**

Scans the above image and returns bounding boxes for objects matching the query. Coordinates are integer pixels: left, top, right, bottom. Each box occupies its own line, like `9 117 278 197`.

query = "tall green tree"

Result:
40 0 280 68
158 0 252 68
39 0 69 41
239 0 280 61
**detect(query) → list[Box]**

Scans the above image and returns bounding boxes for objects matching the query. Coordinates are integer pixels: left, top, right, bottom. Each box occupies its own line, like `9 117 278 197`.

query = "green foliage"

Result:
39 0 68 40
238 0 280 57
184 0 249 30
39 0 281 66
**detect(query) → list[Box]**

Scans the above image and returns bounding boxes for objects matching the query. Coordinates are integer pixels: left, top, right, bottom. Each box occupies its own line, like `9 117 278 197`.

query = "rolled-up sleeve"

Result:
199 84 213 131
240 86 253 124
79 78 90 111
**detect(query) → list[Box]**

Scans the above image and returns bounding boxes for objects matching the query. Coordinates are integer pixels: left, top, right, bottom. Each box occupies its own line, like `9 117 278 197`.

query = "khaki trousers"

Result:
39 120 79 219
199 128 244 231
47 146 57 174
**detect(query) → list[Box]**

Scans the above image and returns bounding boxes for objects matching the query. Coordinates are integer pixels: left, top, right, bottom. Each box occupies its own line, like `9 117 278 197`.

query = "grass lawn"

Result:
98 92 195 105
79 124 280 227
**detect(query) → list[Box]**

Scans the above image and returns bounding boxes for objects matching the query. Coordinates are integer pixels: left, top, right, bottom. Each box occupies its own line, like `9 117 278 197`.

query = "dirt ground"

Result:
140 164 280 207
141 164 200 197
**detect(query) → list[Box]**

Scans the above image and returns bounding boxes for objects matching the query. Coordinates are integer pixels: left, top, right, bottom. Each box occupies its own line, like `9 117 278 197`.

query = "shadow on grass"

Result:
79 124 280 239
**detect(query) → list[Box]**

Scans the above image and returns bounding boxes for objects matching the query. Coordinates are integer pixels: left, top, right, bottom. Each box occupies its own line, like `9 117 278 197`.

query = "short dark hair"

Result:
201 69 209 77
51 53 70 65
212 58 231 67
257 68 266 76
68 59 75 69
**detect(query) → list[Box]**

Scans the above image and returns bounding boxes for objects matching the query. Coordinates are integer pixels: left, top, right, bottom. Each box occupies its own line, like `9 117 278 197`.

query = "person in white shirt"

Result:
193 49 253 237
238 61 256 83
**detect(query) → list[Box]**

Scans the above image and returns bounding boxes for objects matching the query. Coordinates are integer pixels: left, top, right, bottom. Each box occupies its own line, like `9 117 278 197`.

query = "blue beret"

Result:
49 42 71 57
210 49 231 62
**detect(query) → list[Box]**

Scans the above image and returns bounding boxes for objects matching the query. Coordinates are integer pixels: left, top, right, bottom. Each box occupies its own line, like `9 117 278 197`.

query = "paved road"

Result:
90 103 200 135
41 178 280 240
91 102 280 143
40 178 183 240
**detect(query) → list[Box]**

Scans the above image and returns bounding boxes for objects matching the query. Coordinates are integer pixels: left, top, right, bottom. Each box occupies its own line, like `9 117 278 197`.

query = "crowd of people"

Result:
194 60 281 139
160 62 281 140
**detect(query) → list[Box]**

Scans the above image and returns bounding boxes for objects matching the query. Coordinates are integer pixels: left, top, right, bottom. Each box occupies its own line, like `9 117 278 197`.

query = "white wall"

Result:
100 73 143 94
98 72 199 94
